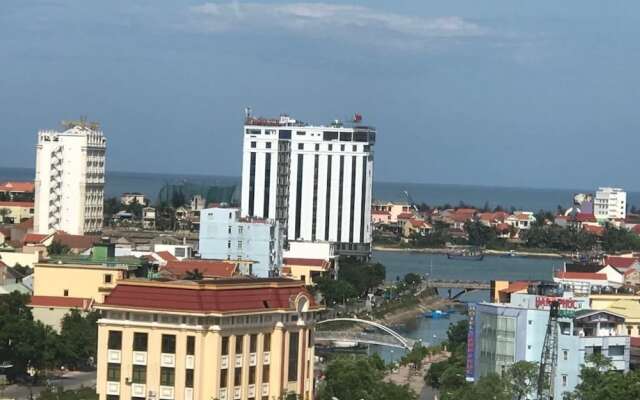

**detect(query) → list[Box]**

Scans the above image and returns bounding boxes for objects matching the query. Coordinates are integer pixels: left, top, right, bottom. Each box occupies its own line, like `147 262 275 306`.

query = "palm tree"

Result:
184 268 204 281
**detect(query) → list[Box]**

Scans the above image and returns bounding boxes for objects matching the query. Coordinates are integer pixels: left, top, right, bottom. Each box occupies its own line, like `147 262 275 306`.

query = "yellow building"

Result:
95 279 322 400
281 258 334 286
0 201 34 224
29 260 136 331
590 294 640 336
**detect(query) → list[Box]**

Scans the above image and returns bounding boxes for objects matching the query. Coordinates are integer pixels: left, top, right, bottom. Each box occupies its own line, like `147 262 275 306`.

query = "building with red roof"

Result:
160 260 239 280
95 278 322 400
604 256 640 271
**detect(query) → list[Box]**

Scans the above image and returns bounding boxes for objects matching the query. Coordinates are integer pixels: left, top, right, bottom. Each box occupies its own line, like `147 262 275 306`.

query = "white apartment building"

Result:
34 120 106 235
594 187 627 221
240 114 375 257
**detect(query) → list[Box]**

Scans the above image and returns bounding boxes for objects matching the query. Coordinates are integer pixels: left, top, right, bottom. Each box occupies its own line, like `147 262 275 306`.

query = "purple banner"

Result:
465 303 476 382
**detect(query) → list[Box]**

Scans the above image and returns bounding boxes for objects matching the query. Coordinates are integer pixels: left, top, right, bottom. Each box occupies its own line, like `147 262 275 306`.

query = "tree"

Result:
58 310 99 370
47 240 70 256
505 361 539 400
37 386 98 400
314 277 358 304
184 269 204 280
317 356 416 400
11 263 33 277
403 272 422 287
464 220 496 247
338 259 385 296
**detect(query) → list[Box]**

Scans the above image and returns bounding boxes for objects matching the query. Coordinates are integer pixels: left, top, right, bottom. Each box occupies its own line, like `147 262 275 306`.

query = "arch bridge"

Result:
315 318 416 350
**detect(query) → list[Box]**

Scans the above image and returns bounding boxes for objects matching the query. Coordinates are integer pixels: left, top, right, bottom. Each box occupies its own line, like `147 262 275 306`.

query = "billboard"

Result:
465 303 476 382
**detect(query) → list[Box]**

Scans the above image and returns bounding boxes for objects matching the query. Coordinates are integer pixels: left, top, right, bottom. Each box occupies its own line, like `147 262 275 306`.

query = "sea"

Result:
2 166 636 211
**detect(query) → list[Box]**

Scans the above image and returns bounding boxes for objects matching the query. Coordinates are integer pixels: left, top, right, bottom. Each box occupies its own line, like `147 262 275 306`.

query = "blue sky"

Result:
2 1 640 189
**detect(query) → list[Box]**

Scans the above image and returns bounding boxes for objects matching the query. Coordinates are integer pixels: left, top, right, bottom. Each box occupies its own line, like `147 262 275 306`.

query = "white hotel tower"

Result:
241 114 375 257
34 120 106 235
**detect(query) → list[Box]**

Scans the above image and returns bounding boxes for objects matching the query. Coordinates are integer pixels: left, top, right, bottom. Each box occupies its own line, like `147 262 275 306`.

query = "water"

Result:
369 251 559 362
3 166 639 211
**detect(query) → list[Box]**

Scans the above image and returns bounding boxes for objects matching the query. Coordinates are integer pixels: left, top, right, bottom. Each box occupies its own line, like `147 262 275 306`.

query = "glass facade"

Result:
478 312 516 376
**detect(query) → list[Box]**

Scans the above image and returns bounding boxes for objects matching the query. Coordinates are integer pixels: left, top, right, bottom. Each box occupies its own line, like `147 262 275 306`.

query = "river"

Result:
367 250 559 362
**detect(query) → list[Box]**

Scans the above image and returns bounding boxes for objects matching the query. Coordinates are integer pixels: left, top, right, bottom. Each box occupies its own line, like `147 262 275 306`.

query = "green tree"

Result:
314 277 358 304
464 220 496 247
47 240 70 256
338 258 385 296
58 310 99 370
11 263 33 277
403 272 422 287
505 361 539 400
37 386 98 400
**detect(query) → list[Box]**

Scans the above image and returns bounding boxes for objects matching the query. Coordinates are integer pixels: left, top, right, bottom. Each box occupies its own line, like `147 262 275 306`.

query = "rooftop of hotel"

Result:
98 278 320 314
244 114 374 130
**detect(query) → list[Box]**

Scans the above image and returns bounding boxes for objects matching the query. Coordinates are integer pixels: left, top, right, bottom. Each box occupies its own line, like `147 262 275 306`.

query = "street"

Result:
1 371 96 399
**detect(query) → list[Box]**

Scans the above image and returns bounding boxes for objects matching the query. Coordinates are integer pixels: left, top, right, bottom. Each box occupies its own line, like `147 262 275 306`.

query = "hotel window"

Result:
251 141 256 148
250 334 257 353
288 332 299 382
132 365 146 384
234 367 242 386
266 142 272 149
220 369 228 388
222 337 229 355
238 241 243 250
133 332 148 351
315 144 320 151
262 365 269 383
160 367 175 386
263 333 271 352
104 274 112 284
108 331 122 350
249 366 256 384
562 375 567 387
185 369 194 388
298 143 304 150
161 334 176 354
236 336 244 354
563 350 568 361
187 336 195 355
107 363 121 382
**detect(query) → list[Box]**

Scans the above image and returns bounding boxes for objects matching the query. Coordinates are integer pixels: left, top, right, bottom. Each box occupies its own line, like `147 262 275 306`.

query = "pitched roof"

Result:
605 256 639 270
100 280 317 314
0 201 34 208
500 281 530 294
156 251 179 262
554 271 608 280
23 233 49 244
283 258 329 269
0 182 34 193
29 295 93 310
583 224 605 236
408 219 431 229
396 212 414 220
564 263 605 274
162 260 238 279
54 233 98 250
574 213 597 223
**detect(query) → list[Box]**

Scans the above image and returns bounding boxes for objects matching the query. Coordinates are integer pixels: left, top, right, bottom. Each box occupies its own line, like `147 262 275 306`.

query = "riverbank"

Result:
377 295 458 327
373 245 564 259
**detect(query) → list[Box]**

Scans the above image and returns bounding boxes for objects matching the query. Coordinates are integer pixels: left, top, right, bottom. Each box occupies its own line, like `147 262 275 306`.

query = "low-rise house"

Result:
0 201 35 224
495 223 512 239
478 211 509 227
372 201 412 223
403 218 432 237
154 243 194 261
506 211 536 230
142 206 156 230
371 209 391 225
22 231 98 257
0 261 31 294
120 192 147 206
605 256 640 271
282 241 337 285
0 181 35 201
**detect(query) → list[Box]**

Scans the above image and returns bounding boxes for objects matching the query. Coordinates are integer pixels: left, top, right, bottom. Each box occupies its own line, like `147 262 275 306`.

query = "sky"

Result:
2 1 640 190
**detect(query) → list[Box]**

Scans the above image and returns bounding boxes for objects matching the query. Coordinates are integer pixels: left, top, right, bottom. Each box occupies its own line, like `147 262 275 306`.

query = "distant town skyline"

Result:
3 1 640 190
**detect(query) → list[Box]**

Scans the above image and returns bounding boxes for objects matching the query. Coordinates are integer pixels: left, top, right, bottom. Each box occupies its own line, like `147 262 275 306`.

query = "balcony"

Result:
159 386 175 399
233 387 241 400
106 382 120 396
235 354 242 368
107 349 121 363
261 384 269 397
249 353 257 366
218 388 228 400
263 352 270 365
221 355 229 369
131 383 146 397
132 351 147 365
184 388 194 400
161 353 176 368
186 355 195 369
248 384 255 398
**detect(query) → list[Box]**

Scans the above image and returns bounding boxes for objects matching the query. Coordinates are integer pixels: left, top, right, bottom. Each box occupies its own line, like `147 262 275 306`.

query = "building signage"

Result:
535 296 578 310
465 303 476 382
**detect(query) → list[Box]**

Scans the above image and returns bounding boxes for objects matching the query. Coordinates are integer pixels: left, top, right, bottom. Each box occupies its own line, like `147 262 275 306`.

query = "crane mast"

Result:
537 300 560 400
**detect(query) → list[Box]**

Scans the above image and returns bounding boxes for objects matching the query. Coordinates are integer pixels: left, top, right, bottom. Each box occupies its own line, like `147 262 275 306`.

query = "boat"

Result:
447 248 484 261
424 310 450 319
500 250 518 258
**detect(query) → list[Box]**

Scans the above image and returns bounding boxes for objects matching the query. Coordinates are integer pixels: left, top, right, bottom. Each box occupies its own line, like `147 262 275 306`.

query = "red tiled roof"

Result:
0 201 34 208
605 256 639 270
54 233 98 250
23 233 49 244
156 251 179 262
0 182 34 193
575 213 597 223
409 219 430 228
29 295 93 310
583 224 605 236
101 280 316 313
495 223 511 232
283 258 329 269
371 210 390 215
501 281 530 294
162 260 238 279
555 271 607 280
397 212 414 220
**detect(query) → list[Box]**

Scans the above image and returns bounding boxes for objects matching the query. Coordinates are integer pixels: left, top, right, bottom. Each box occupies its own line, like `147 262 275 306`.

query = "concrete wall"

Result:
0 251 39 268
33 263 124 302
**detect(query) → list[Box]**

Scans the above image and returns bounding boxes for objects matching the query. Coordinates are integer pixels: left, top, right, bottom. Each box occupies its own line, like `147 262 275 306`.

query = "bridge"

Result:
315 318 416 350
425 280 490 299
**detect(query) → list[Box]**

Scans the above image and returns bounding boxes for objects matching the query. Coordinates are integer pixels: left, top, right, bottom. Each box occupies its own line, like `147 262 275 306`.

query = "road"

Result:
1 371 96 399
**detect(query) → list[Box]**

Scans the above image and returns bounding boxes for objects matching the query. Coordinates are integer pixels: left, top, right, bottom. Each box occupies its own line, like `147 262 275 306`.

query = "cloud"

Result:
187 2 487 49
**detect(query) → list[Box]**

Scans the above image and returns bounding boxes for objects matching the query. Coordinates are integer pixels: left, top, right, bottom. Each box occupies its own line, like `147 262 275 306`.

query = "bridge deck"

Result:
316 331 417 349
425 280 490 290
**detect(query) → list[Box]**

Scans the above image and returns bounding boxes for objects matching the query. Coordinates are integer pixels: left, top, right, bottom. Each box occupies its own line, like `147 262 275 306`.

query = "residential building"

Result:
34 120 106 235
143 207 157 230
199 207 282 278
282 241 337 285
402 218 432 238
371 202 412 224
0 181 35 201
505 211 536 230
594 187 627 221
240 114 375 257
121 193 147 206
0 261 31 295
154 244 194 261
95 278 322 400
0 201 35 224
467 283 630 399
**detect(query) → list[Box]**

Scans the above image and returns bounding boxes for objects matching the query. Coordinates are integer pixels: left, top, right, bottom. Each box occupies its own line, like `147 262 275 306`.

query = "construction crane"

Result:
537 300 560 400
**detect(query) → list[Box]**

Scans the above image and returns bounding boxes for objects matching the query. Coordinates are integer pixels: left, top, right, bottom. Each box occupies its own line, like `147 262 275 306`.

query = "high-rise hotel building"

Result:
241 114 375 257
96 279 321 400
34 120 106 235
